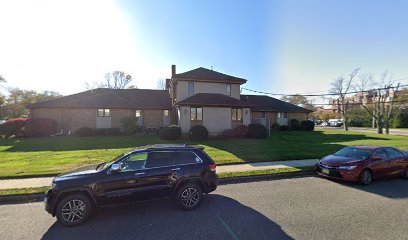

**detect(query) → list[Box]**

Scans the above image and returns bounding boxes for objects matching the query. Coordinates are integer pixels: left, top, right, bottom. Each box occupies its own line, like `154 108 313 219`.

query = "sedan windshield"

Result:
334 147 373 160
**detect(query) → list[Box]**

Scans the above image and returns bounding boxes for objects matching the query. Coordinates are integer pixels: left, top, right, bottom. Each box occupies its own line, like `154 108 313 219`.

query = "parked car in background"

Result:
44 144 218 226
328 119 343 127
316 146 408 185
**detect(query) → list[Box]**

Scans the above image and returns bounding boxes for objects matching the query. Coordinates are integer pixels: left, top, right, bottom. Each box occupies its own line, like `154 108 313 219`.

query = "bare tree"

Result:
354 71 399 134
84 71 133 90
329 68 360 131
156 79 166 90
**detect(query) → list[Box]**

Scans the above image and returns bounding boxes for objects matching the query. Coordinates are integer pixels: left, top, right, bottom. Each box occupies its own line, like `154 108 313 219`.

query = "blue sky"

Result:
1 0 408 97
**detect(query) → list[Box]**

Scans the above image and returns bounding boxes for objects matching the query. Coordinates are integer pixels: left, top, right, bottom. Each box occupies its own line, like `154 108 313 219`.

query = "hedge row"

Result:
0 118 57 137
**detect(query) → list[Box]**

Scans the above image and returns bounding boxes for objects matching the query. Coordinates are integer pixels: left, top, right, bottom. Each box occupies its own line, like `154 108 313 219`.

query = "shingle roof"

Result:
28 88 171 109
240 95 313 113
177 93 254 107
173 67 247 84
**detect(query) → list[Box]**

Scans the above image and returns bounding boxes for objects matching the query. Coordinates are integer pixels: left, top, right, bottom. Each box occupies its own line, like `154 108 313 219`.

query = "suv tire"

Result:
56 193 94 227
175 183 203 210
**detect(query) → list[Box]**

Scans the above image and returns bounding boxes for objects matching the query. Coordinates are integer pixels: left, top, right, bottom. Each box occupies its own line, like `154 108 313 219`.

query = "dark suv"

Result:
44 144 218 226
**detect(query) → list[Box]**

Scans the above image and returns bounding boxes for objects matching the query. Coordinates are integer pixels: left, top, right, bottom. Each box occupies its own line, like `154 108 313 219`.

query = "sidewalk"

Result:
0 159 318 190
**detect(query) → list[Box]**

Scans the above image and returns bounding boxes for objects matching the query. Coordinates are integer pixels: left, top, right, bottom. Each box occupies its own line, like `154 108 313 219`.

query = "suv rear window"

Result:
175 151 201 165
145 152 176 168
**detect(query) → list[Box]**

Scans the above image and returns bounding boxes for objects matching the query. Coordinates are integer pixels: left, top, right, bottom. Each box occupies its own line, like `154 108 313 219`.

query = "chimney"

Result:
171 65 176 77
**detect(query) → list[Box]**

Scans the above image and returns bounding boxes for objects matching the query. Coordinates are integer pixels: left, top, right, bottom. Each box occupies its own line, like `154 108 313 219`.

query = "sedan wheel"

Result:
176 184 202 210
56 194 93 226
360 169 372 185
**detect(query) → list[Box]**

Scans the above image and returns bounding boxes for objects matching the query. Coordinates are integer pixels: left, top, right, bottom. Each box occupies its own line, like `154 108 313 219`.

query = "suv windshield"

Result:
333 147 373 160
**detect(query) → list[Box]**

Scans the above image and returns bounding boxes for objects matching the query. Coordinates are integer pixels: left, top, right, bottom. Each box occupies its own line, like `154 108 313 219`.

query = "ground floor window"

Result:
261 112 266 118
278 112 287 118
163 109 169 117
97 108 110 117
191 107 203 121
232 108 243 121
135 109 142 118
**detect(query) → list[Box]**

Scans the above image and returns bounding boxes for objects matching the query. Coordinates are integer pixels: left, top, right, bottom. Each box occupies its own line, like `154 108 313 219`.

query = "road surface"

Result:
1 177 408 240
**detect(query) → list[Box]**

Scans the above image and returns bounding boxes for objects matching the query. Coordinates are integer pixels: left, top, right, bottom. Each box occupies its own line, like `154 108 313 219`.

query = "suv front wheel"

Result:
175 183 203 210
56 193 94 227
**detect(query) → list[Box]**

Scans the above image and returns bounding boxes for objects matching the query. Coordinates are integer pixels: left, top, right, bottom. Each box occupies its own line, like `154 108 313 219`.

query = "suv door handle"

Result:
134 172 145 176
171 168 181 171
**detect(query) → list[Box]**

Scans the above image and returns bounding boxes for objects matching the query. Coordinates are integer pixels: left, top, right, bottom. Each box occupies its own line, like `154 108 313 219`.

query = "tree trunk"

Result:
343 116 349 131
377 118 383 134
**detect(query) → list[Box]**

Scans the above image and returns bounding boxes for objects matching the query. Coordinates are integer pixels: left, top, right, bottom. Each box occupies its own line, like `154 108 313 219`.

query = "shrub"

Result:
301 120 315 131
0 118 57 137
279 125 290 131
246 123 267 139
189 125 209 141
74 127 94 137
391 113 408 128
218 125 249 138
271 123 280 131
103 128 121 136
159 125 182 140
120 116 135 135
290 119 301 131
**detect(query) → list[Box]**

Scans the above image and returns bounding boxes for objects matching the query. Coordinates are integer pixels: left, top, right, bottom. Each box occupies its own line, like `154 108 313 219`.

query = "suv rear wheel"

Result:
175 183 203 210
56 193 93 227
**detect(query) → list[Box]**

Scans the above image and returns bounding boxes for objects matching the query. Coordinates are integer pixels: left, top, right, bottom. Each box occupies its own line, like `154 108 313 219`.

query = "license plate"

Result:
322 168 330 174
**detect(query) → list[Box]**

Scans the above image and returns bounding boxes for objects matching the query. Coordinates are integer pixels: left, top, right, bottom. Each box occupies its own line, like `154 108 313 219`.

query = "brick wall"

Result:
70 108 96 132
31 108 62 129
111 109 132 130
143 110 163 128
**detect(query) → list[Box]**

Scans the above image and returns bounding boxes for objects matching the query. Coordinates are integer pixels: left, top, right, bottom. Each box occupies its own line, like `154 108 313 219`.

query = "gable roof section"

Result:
177 93 254 107
240 95 313 113
28 88 171 109
173 67 247 84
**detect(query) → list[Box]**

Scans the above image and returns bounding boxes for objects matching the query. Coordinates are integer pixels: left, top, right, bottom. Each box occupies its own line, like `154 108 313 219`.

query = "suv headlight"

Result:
338 166 357 171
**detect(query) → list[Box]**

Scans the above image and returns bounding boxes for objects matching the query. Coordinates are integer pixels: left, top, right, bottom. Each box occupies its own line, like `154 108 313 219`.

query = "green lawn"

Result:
0 130 407 178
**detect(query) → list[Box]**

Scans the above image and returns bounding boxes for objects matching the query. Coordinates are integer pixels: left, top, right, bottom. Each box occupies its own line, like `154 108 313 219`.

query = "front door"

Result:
368 149 392 179
96 152 148 206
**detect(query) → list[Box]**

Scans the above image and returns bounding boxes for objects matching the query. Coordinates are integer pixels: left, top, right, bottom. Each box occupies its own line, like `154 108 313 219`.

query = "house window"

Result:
191 107 203 121
278 112 287 118
163 110 169 117
97 109 110 117
226 84 231 96
232 108 243 121
261 112 266 118
188 82 194 96
135 110 142 118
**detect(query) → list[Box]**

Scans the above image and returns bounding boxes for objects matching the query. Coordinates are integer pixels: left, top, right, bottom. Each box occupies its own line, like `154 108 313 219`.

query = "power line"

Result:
242 83 408 97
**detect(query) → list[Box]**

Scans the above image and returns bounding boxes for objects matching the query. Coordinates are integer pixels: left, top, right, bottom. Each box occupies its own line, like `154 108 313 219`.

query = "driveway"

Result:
1 177 408 239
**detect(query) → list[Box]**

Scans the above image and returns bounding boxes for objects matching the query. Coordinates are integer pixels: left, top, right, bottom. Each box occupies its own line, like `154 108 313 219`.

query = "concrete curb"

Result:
0 171 317 205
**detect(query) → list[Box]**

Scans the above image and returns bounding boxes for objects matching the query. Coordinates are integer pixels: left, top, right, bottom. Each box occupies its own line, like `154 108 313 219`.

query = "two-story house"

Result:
28 65 312 134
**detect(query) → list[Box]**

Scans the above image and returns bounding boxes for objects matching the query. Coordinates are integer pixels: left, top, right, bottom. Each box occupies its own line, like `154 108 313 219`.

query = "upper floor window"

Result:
135 110 142 118
163 110 169 117
232 108 243 121
191 107 203 121
188 82 194 96
278 112 287 118
226 84 231 96
97 109 110 117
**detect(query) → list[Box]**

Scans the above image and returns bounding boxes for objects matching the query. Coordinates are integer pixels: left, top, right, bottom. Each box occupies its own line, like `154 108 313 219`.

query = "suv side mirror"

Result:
373 156 382 161
110 163 122 172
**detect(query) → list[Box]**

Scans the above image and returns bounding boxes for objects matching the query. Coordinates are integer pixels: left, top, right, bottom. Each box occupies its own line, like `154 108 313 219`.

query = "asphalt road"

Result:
1 176 408 240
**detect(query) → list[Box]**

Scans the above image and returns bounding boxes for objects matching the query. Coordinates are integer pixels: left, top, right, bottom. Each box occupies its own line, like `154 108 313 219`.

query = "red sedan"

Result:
316 146 408 185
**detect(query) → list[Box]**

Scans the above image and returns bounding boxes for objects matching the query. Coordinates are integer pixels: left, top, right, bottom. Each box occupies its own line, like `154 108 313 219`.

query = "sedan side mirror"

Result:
373 156 382 161
110 163 122 172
